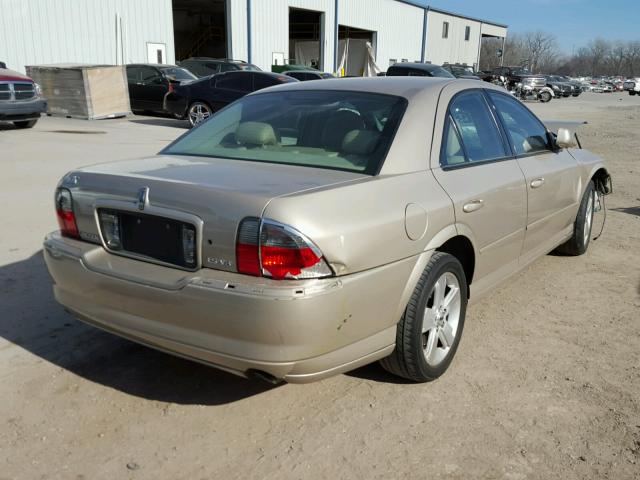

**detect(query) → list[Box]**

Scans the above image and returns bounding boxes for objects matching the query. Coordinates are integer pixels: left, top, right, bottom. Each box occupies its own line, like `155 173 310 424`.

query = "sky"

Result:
427 0 639 53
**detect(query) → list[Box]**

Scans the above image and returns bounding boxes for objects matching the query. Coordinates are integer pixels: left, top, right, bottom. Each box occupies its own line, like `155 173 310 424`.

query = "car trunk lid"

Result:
65 154 365 273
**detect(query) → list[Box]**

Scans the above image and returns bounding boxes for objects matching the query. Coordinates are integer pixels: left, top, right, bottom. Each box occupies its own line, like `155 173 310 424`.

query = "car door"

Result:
208 72 252 111
486 90 580 264
126 66 144 110
138 66 169 111
431 87 527 298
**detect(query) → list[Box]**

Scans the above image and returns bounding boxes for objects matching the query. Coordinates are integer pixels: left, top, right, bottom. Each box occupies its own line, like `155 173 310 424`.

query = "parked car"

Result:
43 77 611 384
386 62 455 78
441 63 480 80
126 64 196 114
179 57 261 78
623 77 640 95
553 75 582 96
284 70 334 81
0 66 47 128
164 70 297 127
544 75 573 98
478 66 543 90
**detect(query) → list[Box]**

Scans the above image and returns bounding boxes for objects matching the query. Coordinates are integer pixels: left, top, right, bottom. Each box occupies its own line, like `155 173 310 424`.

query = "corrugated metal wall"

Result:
248 0 335 72
425 11 507 68
338 0 424 69
0 0 175 73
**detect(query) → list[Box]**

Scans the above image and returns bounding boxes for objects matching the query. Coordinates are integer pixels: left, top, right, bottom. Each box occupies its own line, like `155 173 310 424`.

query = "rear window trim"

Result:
160 89 409 176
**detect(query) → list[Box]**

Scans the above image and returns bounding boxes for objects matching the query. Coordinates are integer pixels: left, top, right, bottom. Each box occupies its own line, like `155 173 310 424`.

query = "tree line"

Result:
480 32 640 77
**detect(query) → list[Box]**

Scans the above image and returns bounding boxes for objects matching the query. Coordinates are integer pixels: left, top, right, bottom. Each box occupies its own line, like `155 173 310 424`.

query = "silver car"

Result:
44 78 611 383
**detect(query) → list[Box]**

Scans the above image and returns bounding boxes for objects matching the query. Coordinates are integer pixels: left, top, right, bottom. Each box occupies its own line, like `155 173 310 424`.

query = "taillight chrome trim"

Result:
235 217 334 280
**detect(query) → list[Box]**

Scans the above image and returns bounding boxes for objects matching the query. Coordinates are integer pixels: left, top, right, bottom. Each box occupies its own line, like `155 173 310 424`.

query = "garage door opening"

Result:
173 0 228 62
288 8 323 69
338 25 377 76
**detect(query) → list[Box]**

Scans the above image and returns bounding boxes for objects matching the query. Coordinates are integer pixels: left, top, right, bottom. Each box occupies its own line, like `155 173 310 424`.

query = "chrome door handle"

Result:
462 199 484 213
530 178 545 188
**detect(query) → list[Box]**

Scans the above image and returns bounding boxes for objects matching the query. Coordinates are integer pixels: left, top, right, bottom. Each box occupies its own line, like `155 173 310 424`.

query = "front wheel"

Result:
187 101 212 128
539 91 552 103
380 252 468 382
630 91 636 96
13 119 38 129
556 181 595 256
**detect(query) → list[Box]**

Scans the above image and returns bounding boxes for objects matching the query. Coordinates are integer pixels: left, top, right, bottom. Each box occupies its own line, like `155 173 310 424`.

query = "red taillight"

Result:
168 82 174 93
236 218 333 280
55 188 79 239
236 218 261 276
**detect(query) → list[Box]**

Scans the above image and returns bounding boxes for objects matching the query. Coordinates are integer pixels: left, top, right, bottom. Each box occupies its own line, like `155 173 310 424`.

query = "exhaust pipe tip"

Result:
245 369 284 385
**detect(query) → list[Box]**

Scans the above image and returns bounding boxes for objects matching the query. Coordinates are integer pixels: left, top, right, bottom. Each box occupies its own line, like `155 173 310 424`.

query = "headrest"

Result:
341 130 380 155
236 122 278 147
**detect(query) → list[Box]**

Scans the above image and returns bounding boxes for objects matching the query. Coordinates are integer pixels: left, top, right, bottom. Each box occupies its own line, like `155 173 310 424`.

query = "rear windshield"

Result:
161 67 196 81
163 90 407 174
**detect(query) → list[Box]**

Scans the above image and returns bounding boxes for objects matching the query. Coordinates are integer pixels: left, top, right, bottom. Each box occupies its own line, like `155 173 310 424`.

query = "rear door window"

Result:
444 90 508 164
487 91 551 155
216 72 252 92
126 66 140 83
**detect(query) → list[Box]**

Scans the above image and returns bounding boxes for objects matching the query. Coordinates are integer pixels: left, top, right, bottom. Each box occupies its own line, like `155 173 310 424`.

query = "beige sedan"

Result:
43 78 611 383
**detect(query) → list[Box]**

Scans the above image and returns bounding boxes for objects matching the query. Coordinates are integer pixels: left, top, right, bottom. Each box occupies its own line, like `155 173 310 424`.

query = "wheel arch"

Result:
591 167 611 195
435 235 475 298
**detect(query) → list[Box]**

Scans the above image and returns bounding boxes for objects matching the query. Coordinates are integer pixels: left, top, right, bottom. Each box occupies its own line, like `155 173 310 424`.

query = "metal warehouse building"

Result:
0 0 507 75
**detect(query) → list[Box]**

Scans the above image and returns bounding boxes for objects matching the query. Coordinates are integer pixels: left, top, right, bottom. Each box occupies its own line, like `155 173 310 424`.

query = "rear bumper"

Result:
0 98 47 120
44 232 422 383
163 92 188 118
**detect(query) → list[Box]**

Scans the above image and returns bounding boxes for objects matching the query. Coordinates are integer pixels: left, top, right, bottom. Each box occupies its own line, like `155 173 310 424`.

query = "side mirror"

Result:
555 127 576 149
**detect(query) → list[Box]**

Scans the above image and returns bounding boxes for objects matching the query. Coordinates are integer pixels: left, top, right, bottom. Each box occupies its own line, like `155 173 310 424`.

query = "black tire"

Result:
556 181 595 256
630 91 636 96
539 91 552 103
380 252 468 382
13 119 38 129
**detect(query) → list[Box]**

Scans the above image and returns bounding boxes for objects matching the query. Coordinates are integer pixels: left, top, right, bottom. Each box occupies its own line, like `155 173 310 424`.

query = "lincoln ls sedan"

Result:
44 77 611 383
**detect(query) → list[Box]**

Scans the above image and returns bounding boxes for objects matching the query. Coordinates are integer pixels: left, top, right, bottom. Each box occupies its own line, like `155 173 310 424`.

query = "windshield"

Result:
161 67 197 81
511 67 531 75
429 66 455 78
163 90 407 174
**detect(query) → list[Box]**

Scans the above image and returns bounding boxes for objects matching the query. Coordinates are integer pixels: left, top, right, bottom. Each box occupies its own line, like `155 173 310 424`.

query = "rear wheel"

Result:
187 101 212 128
556 181 595 256
13 119 38 129
630 91 636 96
539 91 552 103
380 252 468 382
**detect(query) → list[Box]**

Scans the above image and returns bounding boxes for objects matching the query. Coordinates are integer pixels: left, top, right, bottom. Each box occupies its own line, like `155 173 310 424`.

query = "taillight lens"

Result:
236 218 333 280
55 188 80 239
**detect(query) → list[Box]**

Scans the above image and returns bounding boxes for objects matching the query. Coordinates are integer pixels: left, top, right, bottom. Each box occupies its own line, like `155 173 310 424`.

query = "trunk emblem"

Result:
137 187 150 211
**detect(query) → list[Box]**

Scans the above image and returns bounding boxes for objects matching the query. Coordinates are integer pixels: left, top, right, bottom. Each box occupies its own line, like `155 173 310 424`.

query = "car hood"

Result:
0 68 33 82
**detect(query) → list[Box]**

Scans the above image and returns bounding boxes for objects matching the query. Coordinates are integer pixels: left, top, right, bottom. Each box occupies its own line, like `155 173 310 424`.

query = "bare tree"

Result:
523 31 558 72
588 38 610 76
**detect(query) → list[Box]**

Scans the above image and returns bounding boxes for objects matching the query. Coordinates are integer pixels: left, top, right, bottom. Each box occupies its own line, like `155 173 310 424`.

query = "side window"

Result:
219 63 237 72
126 67 140 83
487 91 551 155
215 72 252 92
440 117 466 166
445 91 508 164
140 67 162 84
204 62 222 74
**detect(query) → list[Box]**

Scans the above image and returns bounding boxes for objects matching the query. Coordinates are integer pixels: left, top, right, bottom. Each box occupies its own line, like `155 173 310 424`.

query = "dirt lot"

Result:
1 93 639 480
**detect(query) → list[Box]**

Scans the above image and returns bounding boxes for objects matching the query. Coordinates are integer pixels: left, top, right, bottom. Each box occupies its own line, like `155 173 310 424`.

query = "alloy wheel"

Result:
188 102 211 127
421 272 462 367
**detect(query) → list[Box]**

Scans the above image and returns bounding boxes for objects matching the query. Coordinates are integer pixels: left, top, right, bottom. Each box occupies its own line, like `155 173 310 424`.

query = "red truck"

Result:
0 65 47 128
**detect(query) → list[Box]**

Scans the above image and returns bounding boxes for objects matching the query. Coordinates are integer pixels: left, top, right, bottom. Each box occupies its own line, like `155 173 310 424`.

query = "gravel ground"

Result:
1 92 639 480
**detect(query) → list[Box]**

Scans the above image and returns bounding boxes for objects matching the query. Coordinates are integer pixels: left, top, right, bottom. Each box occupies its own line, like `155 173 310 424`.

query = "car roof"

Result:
389 62 443 71
252 76 461 100
126 63 181 68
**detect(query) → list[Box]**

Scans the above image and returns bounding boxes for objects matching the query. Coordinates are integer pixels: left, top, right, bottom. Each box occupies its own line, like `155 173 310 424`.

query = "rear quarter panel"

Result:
262 171 454 275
